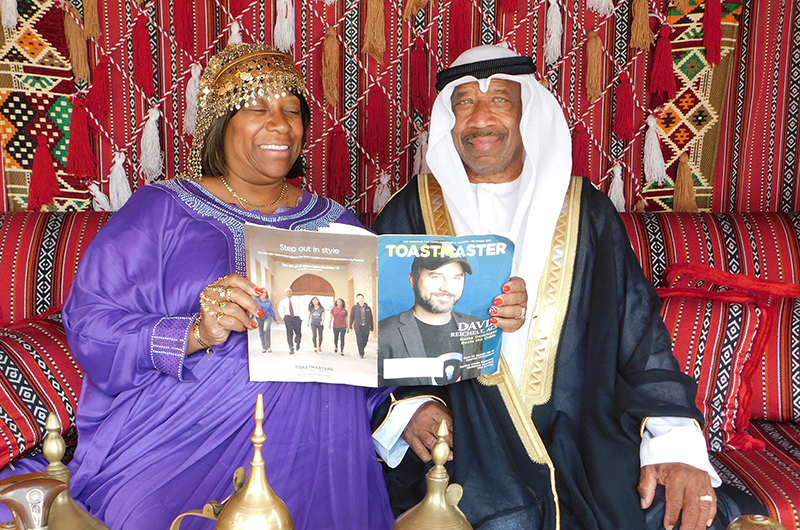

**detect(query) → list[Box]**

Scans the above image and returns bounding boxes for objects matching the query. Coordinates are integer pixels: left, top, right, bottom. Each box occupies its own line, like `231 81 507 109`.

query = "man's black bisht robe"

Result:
372 176 764 529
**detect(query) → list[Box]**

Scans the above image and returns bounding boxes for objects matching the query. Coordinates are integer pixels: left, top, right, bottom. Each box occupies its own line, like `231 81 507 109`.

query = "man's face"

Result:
357 295 365 305
285 288 292 298
450 79 524 184
412 262 466 314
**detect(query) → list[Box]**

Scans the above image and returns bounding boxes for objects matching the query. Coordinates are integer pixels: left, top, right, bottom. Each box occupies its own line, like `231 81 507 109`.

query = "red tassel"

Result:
449 0 472 61
133 13 155 98
703 0 722 65
364 86 391 166
571 123 590 179
328 124 351 203
28 135 60 211
650 25 677 101
66 98 97 179
410 38 433 117
173 0 194 54
85 56 110 129
613 72 635 142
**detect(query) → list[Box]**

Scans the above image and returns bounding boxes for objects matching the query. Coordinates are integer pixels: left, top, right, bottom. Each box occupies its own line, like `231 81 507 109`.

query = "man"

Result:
349 294 374 358
278 287 302 354
379 248 483 386
372 45 764 529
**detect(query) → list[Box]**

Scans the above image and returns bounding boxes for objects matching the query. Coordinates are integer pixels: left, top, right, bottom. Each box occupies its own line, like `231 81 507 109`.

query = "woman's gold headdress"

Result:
184 43 307 180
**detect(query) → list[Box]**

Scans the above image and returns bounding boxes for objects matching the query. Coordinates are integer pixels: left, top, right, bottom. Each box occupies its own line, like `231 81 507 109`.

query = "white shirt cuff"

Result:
373 397 433 468
640 416 721 487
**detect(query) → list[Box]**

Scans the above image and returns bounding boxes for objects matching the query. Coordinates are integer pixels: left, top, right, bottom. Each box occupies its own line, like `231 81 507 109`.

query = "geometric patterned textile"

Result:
0 0 790 215
0 315 81 470
642 0 741 211
712 421 800 530
713 0 800 212
0 210 110 326
659 277 769 452
619 211 800 287
0 0 87 211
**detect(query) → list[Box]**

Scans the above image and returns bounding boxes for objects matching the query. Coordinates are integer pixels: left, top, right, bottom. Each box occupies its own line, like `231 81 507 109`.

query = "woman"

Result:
329 298 348 355
0 44 395 530
307 297 325 352
255 289 276 352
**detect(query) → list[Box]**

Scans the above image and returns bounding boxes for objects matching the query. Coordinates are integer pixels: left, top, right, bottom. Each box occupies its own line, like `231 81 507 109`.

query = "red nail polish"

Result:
490 317 498 324
257 309 265 318
250 320 257 329
503 284 511 293
494 298 503 306
243 326 247 332
255 288 265 295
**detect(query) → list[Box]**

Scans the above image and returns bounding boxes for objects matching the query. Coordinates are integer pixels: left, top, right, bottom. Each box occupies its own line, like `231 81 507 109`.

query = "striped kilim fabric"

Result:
713 0 800 212
0 211 110 326
0 316 81 470
619 212 800 288
712 421 800 530
0 0 755 215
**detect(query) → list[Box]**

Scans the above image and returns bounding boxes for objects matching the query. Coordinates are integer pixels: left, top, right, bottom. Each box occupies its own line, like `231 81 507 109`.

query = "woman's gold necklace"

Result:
219 176 288 210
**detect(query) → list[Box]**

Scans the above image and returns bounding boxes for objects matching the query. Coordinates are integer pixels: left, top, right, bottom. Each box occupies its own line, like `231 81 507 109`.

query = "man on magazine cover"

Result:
349 294 374 358
371 45 765 529
278 288 302 354
378 248 483 386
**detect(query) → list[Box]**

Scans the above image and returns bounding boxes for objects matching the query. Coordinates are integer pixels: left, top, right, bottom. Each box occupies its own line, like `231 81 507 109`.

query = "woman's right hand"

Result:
192 274 264 353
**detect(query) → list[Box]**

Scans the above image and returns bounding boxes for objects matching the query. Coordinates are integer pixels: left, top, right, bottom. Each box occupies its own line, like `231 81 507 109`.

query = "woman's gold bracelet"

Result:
192 314 213 359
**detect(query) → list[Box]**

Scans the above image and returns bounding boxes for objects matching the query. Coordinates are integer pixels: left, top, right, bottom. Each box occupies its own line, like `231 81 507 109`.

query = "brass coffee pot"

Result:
392 420 472 530
728 515 787 530
42 413 109 530
0 477 66 530
170 393 294 530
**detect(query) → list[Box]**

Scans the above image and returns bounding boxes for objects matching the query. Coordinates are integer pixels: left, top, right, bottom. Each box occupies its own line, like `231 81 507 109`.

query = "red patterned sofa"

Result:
620 212 800 529
0 211 109 471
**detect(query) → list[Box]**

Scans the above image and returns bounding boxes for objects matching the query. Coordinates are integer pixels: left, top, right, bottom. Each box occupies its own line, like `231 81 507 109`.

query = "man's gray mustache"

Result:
462 130 507 143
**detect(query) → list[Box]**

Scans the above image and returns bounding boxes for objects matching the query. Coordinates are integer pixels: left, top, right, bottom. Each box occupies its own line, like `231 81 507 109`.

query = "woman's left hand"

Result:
488 276 528 333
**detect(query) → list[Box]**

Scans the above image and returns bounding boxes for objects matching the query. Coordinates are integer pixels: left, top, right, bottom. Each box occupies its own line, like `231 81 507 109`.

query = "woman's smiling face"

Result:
223 93 304 183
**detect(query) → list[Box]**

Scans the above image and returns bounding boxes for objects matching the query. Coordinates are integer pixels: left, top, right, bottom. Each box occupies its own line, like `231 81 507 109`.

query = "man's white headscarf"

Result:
425 45 572 381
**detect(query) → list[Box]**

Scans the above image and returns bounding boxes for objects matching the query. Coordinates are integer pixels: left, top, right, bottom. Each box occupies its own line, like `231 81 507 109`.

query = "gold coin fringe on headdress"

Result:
183 43 307 180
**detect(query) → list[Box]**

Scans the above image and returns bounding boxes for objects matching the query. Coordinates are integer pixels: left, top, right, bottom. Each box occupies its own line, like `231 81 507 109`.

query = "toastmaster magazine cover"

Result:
244 225 513 387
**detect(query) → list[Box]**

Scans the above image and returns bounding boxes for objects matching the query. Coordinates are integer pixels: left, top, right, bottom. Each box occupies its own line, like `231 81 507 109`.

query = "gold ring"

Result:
215 311 225 322
698 494 714 502
516 307 526 320
222 275 230 287
224 287 233 302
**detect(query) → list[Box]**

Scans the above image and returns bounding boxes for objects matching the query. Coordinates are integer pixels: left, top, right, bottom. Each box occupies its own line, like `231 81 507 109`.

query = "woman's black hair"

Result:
200 90 310 179
308 297 323 312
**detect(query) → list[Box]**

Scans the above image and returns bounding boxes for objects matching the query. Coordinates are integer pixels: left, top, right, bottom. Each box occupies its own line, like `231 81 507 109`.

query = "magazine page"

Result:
243 223 378 387
377 236 514 387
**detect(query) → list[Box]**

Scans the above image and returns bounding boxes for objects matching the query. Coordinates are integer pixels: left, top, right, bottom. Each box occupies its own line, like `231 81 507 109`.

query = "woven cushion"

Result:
619 212 800 287
665 262 800 423
658 274 771 452
711 421 800 530
0 316 81 470
0 211 110 326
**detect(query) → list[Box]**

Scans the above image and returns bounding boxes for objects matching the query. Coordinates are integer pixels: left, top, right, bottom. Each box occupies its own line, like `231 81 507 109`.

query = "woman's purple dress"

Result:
2 180 394 530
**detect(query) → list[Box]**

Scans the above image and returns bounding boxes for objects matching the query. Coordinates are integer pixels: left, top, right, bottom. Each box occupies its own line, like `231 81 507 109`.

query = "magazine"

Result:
243 223 514 387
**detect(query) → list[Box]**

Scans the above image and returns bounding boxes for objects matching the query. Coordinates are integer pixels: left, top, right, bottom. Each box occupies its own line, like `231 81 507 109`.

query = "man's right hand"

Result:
401 401 454 463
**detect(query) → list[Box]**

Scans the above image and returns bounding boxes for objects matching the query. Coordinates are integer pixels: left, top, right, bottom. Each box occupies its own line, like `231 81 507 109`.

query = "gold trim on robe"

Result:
418 174 585 530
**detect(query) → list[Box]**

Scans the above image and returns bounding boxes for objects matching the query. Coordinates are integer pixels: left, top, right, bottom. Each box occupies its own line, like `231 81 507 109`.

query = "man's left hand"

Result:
639 463 717 530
